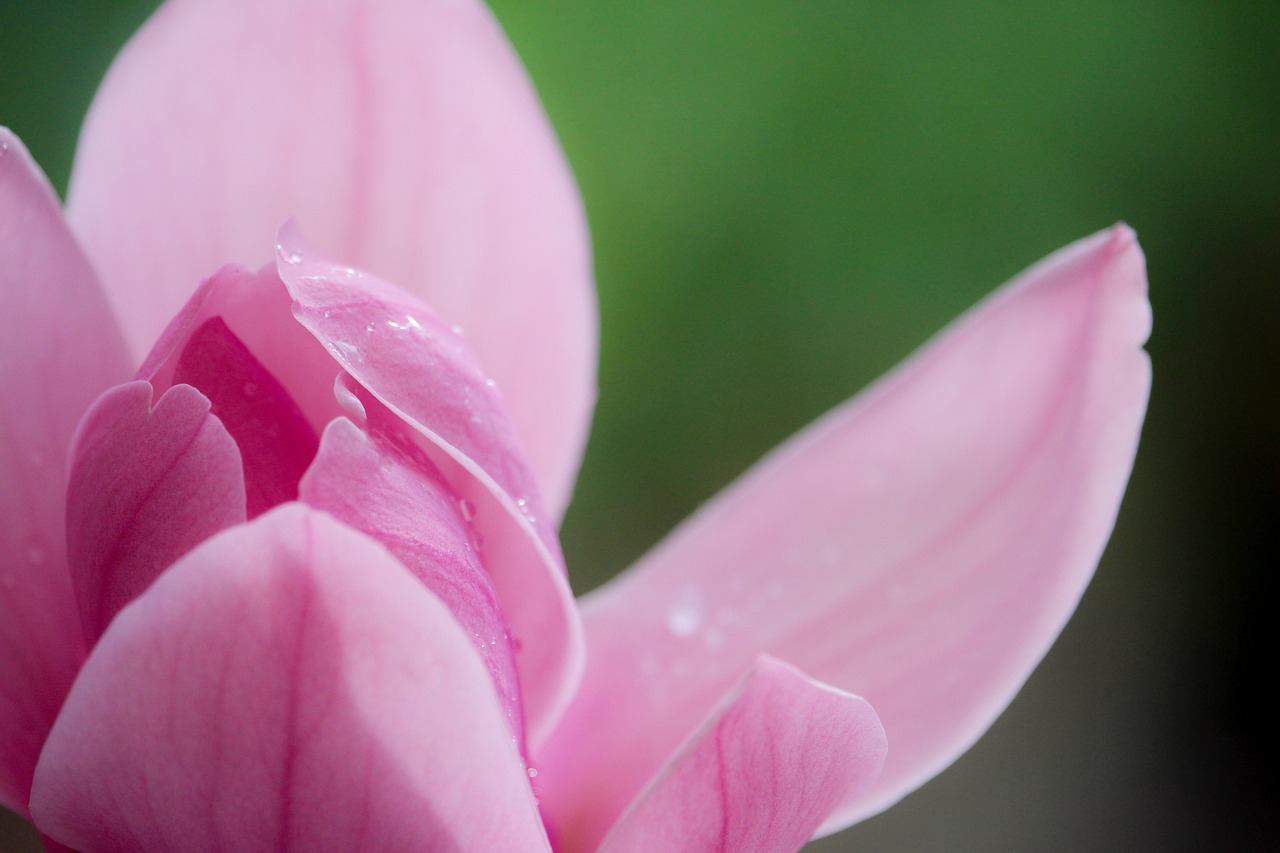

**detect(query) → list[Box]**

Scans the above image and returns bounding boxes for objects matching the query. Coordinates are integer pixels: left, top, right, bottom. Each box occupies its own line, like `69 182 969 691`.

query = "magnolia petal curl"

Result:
67 0 596 516
278 223 582 745
597 656 886 853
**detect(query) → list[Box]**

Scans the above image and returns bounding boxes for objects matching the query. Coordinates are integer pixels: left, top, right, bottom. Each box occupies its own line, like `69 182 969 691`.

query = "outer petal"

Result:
67 0 596 515
280 227 581 744
537 226 1151 846
0 130 130 814
29 505 550 853
598 657 886 853
65 380 246 644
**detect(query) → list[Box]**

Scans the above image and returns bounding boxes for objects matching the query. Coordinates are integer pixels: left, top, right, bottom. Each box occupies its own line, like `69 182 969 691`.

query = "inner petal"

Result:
301 414 526 753
174 317 319 518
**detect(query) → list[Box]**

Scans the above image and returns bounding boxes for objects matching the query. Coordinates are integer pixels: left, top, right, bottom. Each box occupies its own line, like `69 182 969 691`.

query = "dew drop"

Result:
365 322 376 333
665 590 704 638
458 499 476 522
470 530 485 552
280 249 303 264
526 767 538 779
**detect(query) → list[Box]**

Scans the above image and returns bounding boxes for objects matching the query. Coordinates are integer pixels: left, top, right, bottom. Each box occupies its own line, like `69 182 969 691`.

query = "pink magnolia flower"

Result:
0 0 1150 851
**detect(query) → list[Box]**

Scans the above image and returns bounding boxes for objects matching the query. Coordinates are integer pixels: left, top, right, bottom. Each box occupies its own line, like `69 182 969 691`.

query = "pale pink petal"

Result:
67 0 596 515
280 226 581 744
29 505 550 853
0 129 130 814
596 656 885 853
65 380 246 644
300 415 525 749
537 225 1151 844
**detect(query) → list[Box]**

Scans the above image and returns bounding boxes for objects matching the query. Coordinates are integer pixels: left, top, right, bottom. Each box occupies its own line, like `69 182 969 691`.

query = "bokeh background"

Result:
2 1 1275 850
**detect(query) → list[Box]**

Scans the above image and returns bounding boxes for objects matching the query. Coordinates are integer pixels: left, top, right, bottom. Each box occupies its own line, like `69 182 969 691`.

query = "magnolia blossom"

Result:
0 0 1150 851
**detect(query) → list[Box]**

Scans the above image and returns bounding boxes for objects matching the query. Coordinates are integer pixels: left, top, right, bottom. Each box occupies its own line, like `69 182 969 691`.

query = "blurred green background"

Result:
2 1 1275 850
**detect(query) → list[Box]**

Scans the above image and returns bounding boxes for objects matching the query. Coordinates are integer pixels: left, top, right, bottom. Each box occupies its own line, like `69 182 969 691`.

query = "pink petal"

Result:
0 129 130 815
537 225 1151 843
596 656 886 853
29 504 551 853
300 415 525 749
138 264 342 436
67 0 596 516
279 226 582 744
173 317 319 517
65 380 246 644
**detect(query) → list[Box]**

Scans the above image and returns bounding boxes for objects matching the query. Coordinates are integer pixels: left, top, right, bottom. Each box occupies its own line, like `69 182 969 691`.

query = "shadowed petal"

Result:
300 415 525 750
173 318 319 517
598 657 885 853
67 0 596 515
280 226 581 744
0 129 131 814
537 225 1151 846
65 381 246 644
29 505 550 853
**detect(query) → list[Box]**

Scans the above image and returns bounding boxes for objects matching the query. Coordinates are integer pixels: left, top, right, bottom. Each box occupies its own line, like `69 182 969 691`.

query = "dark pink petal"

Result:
537 226 1151 843
65 380 246 644
29 505 551 853
279 226 581 744
597 657 885 853
0 129 130 815
300 415 525 749
68 0 597 516
138 264 342 436
174 317 319 517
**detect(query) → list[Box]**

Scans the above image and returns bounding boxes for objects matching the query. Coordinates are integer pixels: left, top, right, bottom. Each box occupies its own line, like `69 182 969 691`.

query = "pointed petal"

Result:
67 0 596 515
280 227 581 744
597 657 885 853
30 505 550 853
65 380 246 644
537 226 1151 841
300 415 525 749
0 129 131 814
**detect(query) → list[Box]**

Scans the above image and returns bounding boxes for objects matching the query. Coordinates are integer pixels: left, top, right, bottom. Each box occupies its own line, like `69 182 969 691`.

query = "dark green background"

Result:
2 1 1275 850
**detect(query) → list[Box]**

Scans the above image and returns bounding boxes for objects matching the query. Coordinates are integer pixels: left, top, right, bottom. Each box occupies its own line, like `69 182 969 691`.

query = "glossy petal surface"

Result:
537 225 1151 844
65 380 246 644
598 657 886 853
29 505 550 853
280 227 581 743
68 0 596 515
0 129 130 814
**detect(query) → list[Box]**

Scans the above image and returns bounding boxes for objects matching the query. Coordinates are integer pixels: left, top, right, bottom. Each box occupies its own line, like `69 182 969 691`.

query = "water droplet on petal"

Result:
666 589 703 638
458 499 476 522
526 767 538 779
